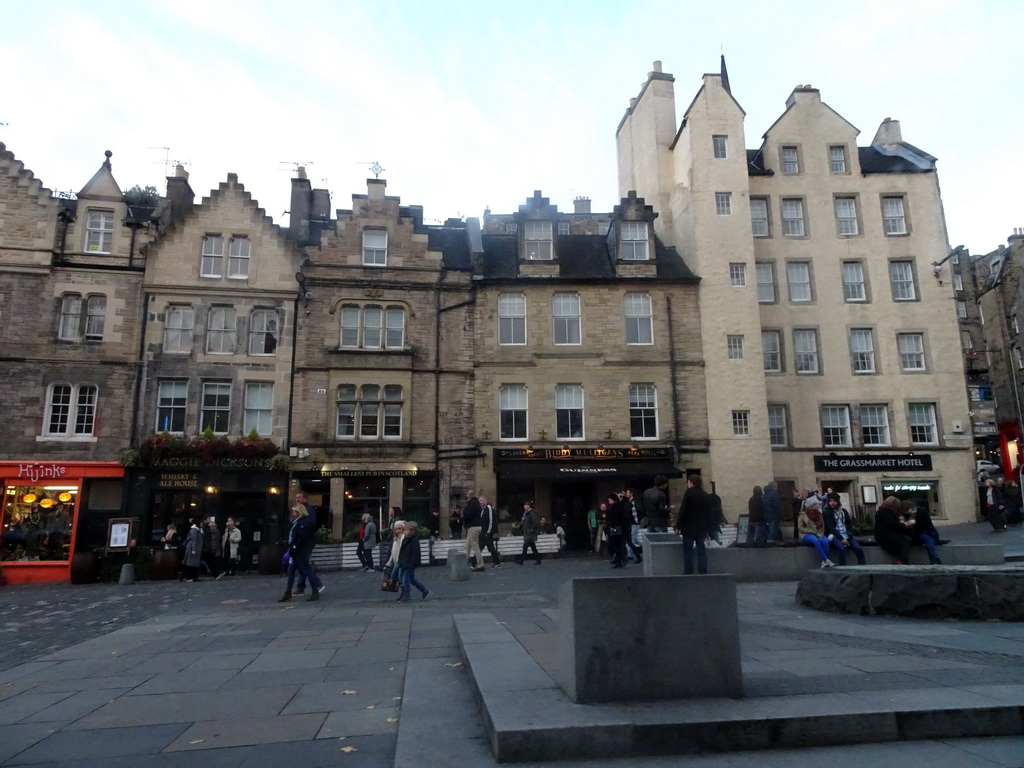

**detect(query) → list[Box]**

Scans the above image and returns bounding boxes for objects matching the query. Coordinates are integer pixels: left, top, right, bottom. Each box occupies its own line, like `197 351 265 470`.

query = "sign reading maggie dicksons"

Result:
813 454 932 472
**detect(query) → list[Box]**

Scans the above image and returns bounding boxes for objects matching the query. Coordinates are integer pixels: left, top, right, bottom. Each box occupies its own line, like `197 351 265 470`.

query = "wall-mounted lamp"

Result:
204 485 217 494
268 486 280 495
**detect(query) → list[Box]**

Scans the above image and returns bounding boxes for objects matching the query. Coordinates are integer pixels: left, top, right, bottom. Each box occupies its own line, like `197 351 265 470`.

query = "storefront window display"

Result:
2 484 77 562
881 480 941 518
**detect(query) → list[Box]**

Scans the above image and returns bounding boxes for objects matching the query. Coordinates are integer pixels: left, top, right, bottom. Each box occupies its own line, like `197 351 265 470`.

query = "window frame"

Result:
762 330 782 373
834 196 859 236
712 135 728 159
557 221 570 236
829 145 848 174
44 383 98 437
767 404 788 447
729 263 746 287
715 192 732 216
749 197 770 237
780 145 800 174
882 196 908 236
821 404 852 447
200 381 232 435
552 292 581 346
499 383 528 441
243 382 274 436
756 262 776 303
897 333 927 372
57 294 83 341
555 383 585 440
362 229 388 266
786 261 813 303
781 197 806 237
629 383 658 440
793 329 820 374
841 261 867 302
163 305 194 354
908 402 938 446
337 384 404 441
248 308 279 356
731 410 750 436
339 304 405 350
200 235 224 278
85 210 114 253
859 403 891 447
156 379 188 434
727 334 744 360
620 221 649 261
849 328 876 374
205 306 237 354
498 293 527 346
889 260 918 302
525 221 553 260
624 292 653 345
227 236 251 279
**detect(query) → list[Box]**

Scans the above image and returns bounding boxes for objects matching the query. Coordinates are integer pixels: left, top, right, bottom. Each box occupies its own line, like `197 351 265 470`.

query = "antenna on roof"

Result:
357 161 386 178
279 161 313 174
148 146 174 176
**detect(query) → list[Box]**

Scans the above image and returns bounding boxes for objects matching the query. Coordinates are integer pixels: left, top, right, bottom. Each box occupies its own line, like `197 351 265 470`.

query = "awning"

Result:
497 460 683 481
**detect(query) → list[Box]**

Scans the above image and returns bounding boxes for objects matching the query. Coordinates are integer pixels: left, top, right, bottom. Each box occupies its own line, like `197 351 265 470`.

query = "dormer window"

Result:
525 222 552 260
362 229 387 266
620 222 649 261
85 210 114 253
228 237 251 278
201 235 223 277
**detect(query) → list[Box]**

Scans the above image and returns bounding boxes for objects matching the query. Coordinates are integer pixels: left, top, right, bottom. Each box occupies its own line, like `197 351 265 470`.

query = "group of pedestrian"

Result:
173 514 241 581
874 496 943 564
982 476 1022 532
382 517 431 602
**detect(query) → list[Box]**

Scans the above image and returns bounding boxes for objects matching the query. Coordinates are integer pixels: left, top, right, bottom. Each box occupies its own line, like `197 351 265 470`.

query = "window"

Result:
756 263 776 303
499 384 528 440
732 410 750 436
787 261 812 302
552 293 581 345
961 330 973 350
762 330 782 372
206 307 236 354
850 329 876 373
85 296 106 340
829 145 847 174
555 384 584 439
227 237 251 278
505 222 518 235
164 306 194 353
952 252 960 266
243 382 273 436
248 309 279 355
956 301 967 319
362 229 387 266
890 261 917 301
767 405 788 446
834 197 859 236
821 405 851 447
860 404 890 447
750 198 769 237
729 263 746 286
200 235 223 277
340 305 405 349
57 294 106 342
715 192 732 216
898 333 926 371
498 293 527 345
953 274 964 292
781 146 800 174
782 198 805 236
45 384 97 436
624 292 653 345
58 295 82 340
882 196 907 235
794 329 819 374
338 384 404 440
842 262 866 302
201 382 231 434
713 135 728 158
1015 315 1020 335
85 210 113 253
156 380 188 433
908 403 937 445
727 334 744 360
558 221 570 236
620 221 648 260
629 383 657 439
525 221 552 260
598 222 610 235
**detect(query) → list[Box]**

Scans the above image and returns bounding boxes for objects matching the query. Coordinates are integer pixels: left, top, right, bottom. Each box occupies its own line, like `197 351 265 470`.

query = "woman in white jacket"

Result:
383 520 406 582
219 517 242 577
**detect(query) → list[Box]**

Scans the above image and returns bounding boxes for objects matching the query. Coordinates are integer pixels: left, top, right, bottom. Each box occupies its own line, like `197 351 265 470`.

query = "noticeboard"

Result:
106 517 135 553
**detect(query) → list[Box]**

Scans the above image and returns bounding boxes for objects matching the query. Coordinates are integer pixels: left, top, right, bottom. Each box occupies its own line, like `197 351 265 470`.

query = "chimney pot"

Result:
653 60 662 73
297 166 307 180
573 197 591 214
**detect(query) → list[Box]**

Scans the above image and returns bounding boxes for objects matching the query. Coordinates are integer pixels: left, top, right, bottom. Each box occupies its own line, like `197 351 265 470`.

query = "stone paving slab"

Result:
163 712 327 751
5 722 189 765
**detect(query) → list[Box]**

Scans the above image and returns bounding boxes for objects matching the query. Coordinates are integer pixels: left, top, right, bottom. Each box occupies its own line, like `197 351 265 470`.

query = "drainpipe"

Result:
129 292 151 447
666 295 682 451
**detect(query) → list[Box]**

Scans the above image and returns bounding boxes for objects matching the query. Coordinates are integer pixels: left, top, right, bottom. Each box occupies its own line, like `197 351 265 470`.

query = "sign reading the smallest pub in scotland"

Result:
813 454 932 472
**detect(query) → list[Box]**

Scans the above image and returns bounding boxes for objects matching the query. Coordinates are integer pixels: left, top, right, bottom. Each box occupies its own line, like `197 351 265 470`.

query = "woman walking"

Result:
397 521 430 602
357 513 378 572
219 517 241 577
181 517 204 582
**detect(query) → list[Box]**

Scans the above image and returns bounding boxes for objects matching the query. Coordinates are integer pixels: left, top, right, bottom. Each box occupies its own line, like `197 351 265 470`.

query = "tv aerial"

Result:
357 161 385 178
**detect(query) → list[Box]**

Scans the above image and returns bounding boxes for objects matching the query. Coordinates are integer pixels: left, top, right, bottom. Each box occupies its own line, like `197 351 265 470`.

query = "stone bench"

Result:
796 564 1024 620
428 533 561 562
640 532 1004 582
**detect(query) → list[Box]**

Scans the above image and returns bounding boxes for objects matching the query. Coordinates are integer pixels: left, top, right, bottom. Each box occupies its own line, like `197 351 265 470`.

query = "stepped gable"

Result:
0 141 55 204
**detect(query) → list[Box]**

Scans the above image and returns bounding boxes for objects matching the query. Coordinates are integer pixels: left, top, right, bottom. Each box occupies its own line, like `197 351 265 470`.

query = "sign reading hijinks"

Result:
495 447 673 461
16 463 68 483
813 454 933 472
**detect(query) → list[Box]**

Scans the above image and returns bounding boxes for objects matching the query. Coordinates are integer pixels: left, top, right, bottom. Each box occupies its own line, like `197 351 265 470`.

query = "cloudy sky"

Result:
2 0 1020 253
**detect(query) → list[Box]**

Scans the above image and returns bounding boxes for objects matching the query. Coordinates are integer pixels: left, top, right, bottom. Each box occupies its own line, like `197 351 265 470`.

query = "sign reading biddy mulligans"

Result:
813 454 932 472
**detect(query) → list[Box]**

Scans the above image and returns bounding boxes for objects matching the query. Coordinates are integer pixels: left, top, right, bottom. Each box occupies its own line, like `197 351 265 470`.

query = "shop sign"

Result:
156 473 199 488
153 457 271 469
813 454 932 472
495 446 672 461
320 468 420 477
558 466 619 474
14 463 68 483
882 482 935 493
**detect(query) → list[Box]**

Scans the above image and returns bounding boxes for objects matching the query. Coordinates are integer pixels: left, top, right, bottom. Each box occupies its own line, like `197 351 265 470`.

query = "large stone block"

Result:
557 576 742 703
447 548 470 581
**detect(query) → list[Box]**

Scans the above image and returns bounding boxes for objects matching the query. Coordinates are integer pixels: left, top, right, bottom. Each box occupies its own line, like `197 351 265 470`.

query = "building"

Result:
617 60 976 523
0 146 157 583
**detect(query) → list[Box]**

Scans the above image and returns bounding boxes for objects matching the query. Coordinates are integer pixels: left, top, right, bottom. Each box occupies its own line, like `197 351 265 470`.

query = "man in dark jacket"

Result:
823 493 866 565
480 496 501 568
462 495 485 572
642 475 672 532
761 481 783 542
675 474 713 574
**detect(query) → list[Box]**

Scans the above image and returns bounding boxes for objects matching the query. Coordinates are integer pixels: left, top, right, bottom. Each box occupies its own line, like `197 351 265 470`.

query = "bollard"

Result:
118 563 136 585
447 549 471 581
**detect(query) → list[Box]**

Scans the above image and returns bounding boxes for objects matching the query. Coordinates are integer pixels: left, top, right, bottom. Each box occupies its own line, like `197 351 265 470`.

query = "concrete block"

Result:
557 576 742 703
118 564 136 585
447 549 470 581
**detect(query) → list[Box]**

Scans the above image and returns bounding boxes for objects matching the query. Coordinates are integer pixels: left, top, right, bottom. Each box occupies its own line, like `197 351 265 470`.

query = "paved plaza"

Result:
0 521 1022 767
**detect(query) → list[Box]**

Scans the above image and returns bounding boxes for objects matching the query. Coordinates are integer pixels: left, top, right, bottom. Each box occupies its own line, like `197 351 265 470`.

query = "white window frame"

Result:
731 410 750 436
243 382 274 436
762 330 782 372
794 329 819 374
85 210 113 253
834 197 859 236
206 307 237 354
883 196 907 235
498 293 527 345
200 381 231 434
842 261 866 302
715 192 732 216
555 383 584 440
156 379 188 434
782 198 805 236
890 261 917 301
629 383 658 440
961 330 973 350
756 263 776 303
344 384 404 441
781 146 800 174
164 305 194 354
248 309 279 356
850 329 876 374
897 333 926 371
552 292 581 345
750 198 769 237
525 221 553 260
84 295 106 341
727 334 744 360
956 301 967 319
336 384 356 439
829 145 847 174
908 403 937 445
200 235 223 277
713 135 728 159
339 305 405 349
57 294 83 341
787 261 812 302
505 222 518 235
558 221 570 236
953 274 964 292
227 236 251 279
44 383 98 437
499 384 528 441
860 404 891 447
767 404 788 446
362 229 388 266
620 221 648 260
821 405 851 447
624 292 653 345
729 263 746 287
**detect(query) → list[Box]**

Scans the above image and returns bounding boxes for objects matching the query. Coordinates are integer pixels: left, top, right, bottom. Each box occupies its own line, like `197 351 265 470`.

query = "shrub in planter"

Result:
317 526 343 545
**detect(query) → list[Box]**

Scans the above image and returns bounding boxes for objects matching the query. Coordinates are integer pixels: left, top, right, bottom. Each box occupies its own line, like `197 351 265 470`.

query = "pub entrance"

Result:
550 481 598 550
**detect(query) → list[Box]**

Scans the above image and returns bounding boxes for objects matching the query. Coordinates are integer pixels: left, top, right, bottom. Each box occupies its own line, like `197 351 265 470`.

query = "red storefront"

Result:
1 461 125 585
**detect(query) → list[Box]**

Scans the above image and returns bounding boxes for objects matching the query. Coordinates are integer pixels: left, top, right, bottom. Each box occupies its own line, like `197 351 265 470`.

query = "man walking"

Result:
357 512 378 572
480 495 501 568
675 474 712 575
624 488 643 564
642 475 672 532
462 494 485 572
761 481 783 542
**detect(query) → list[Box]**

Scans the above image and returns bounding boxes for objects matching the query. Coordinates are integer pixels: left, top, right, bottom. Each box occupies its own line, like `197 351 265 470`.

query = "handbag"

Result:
381 573 399 593
608 525 623 536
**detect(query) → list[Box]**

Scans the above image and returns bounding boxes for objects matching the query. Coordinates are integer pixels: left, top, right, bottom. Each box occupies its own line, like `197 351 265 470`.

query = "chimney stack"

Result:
368 178 386 201
289 171 312 243
165 164 194 226
872 118 903 149
573 196 591 214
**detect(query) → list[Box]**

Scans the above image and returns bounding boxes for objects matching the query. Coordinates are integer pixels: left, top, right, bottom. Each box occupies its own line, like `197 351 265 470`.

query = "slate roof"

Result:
427 225 471 270
858 146 934 174
746 149 773 176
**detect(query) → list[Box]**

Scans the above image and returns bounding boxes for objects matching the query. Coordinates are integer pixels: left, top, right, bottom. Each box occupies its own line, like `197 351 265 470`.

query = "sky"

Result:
2 0 1021 254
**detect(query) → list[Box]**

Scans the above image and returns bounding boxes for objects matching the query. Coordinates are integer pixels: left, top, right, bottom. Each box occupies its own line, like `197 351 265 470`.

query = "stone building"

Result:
0 146 157 583
473 190 705 543
617 60 976 524
287 175 476 537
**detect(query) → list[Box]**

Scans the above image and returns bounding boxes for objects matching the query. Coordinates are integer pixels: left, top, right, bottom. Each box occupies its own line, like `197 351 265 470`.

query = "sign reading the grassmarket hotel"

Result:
495 447 673 462
813 454 933 472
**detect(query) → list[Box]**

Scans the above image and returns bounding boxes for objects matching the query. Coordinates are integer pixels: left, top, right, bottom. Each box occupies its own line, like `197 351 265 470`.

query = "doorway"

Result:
550 481 597 550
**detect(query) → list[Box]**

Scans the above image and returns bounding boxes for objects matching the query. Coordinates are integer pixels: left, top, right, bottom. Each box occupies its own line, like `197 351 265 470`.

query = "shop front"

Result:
304 468 436 538
812 453 943 522
493 447 683 549
1 461 125 585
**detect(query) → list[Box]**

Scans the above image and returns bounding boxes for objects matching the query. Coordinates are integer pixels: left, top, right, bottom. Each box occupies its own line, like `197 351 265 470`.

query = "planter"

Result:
70 551 98 584
151 549 180 580
258 543 286 575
